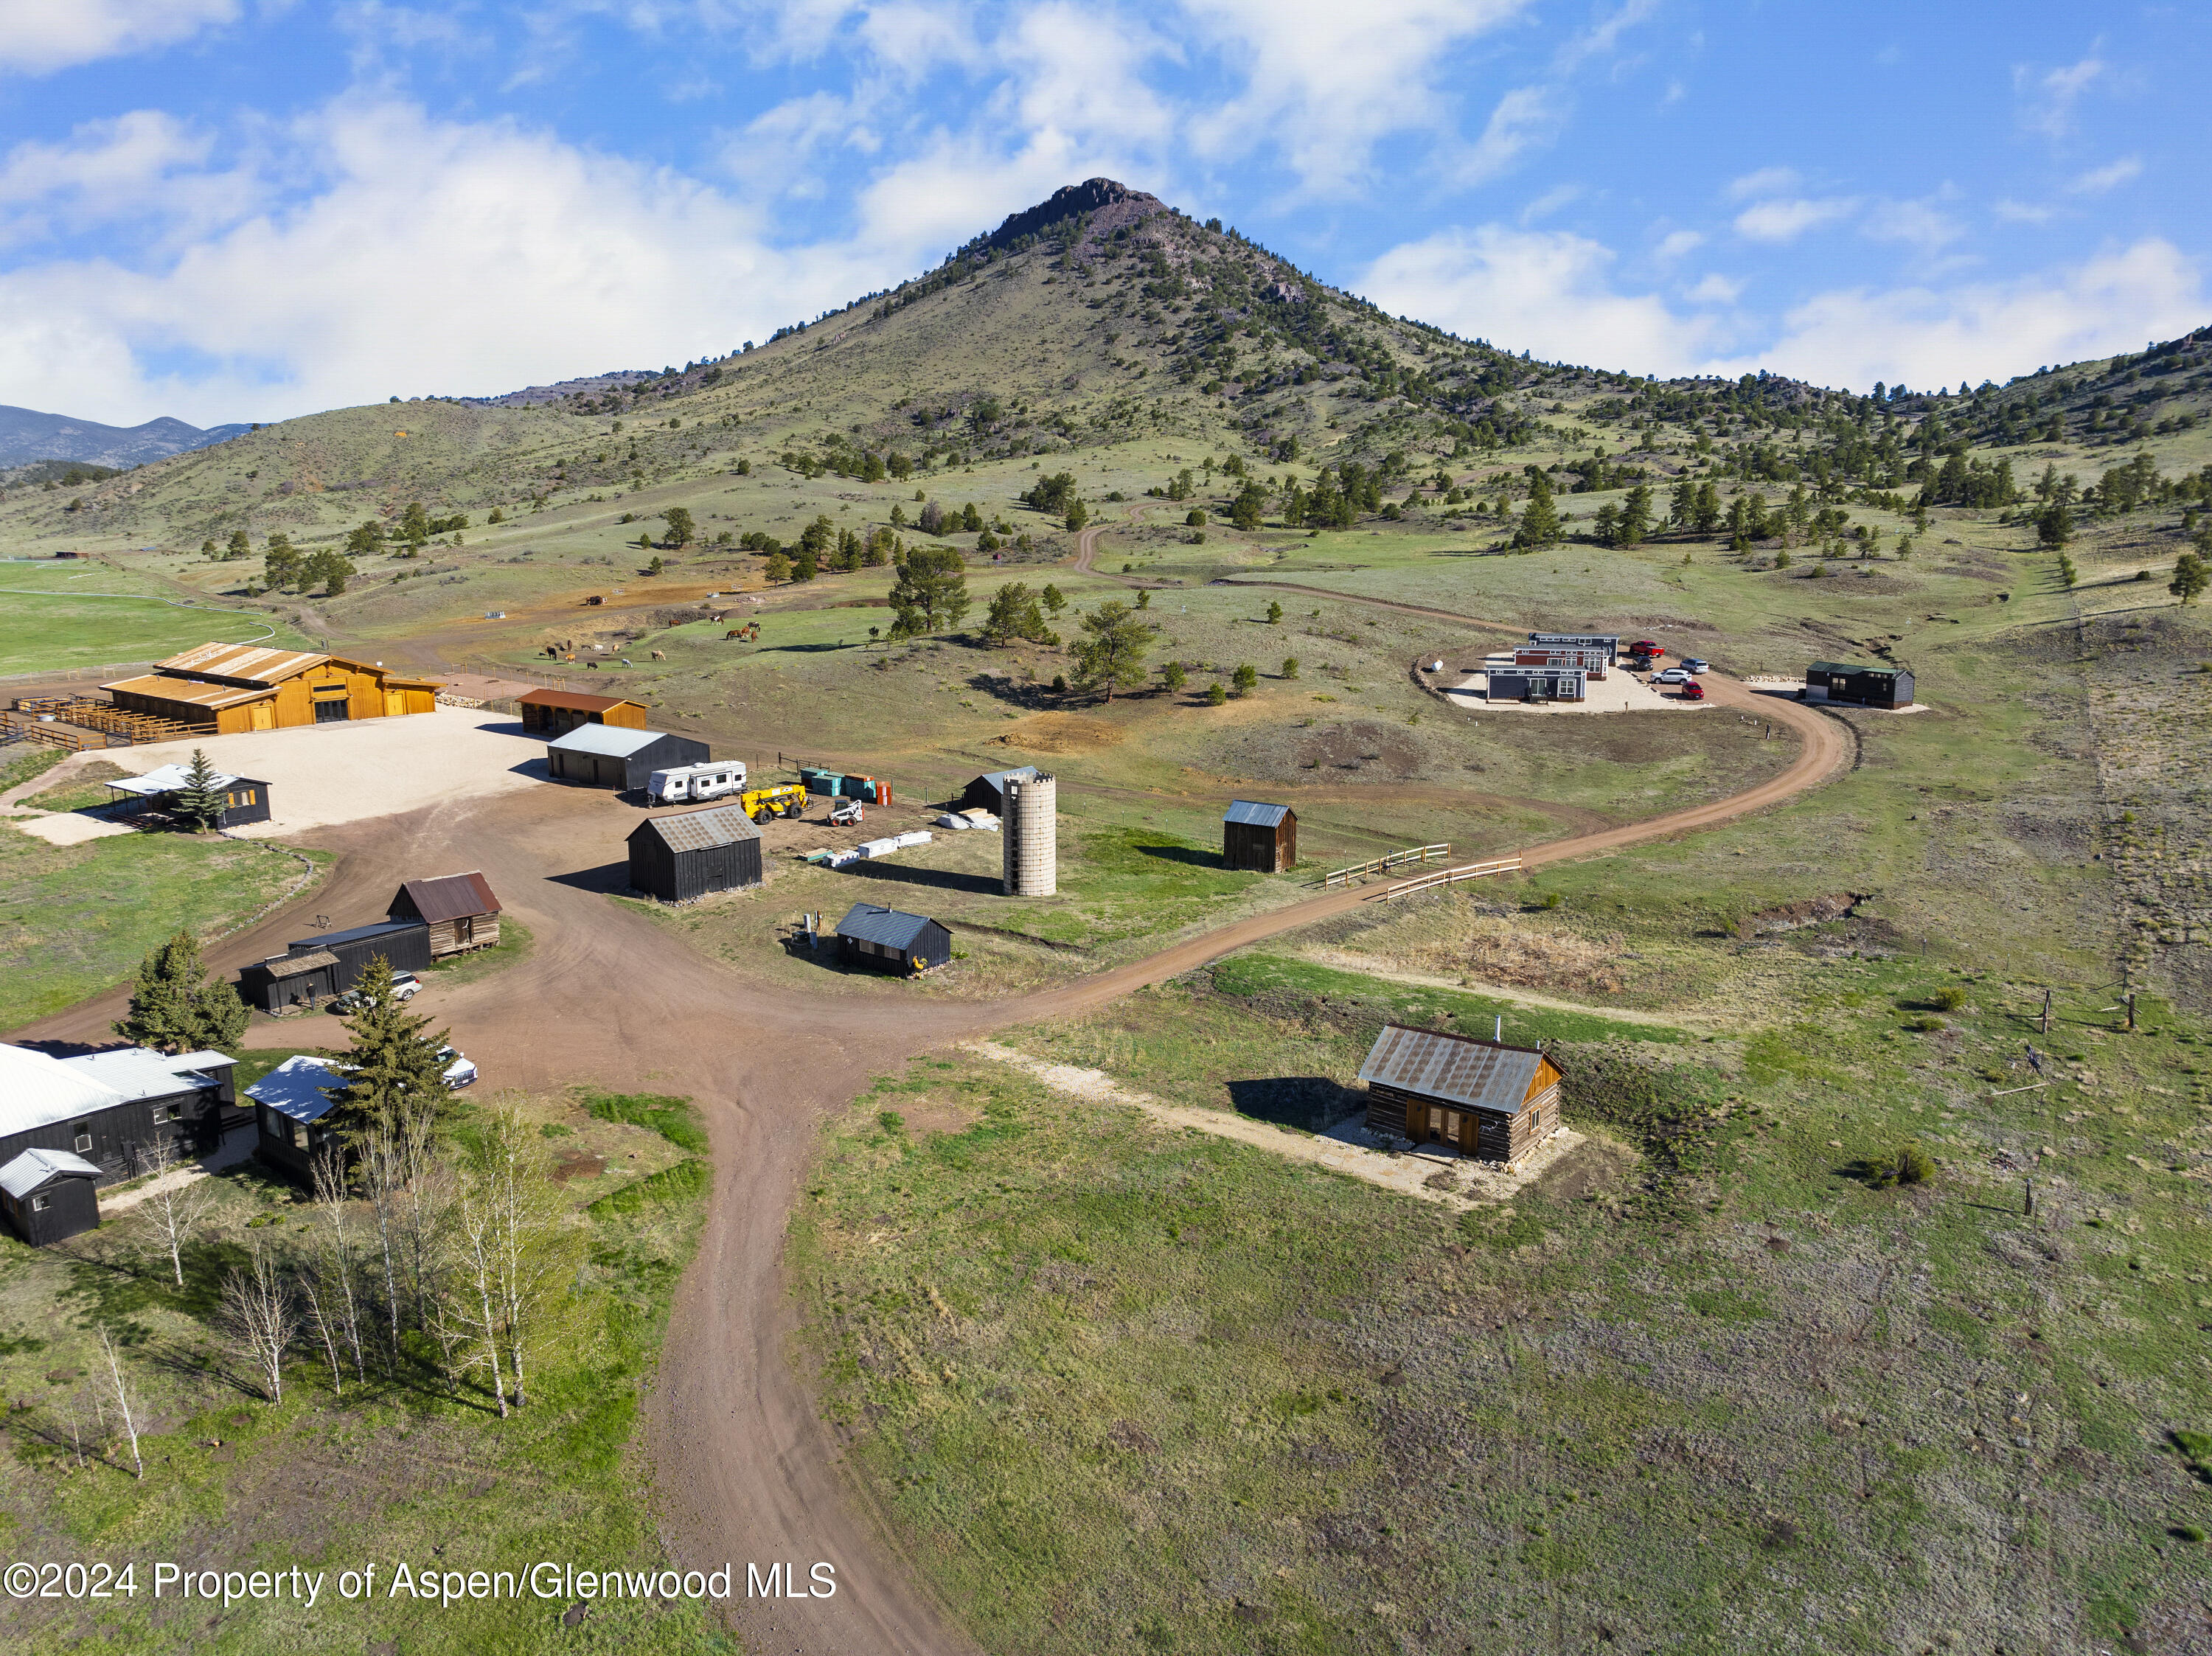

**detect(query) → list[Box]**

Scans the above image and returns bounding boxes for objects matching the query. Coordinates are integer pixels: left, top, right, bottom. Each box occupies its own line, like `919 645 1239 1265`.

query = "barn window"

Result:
30 1194 51 1213
72 1122 92 1153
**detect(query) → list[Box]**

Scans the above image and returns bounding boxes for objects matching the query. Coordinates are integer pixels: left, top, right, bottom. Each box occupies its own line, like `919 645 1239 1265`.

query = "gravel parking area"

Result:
1446 653 1704 714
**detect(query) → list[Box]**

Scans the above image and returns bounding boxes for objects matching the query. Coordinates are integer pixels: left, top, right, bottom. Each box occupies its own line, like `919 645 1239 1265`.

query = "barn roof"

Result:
290 919 422 953
55 1046 230 1104
0 1043 128 1137
630 804 761 853
835 903 945 951
1357 1024 1554 1115
0 1147 103 1200
153 643 330 683
547 723 669 757
99 674 275 711
247 1056 348 1124
1224 799 1292 828
970 765 1037 794
517 689 645 714
259 950 338 979
394 872 501 923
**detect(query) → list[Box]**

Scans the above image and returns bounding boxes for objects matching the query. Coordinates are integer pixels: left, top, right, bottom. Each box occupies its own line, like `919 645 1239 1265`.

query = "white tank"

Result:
1001 771 1056 897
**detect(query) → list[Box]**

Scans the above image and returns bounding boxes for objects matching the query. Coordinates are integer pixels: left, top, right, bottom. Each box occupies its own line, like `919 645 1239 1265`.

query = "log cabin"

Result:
387 872 502 956
1357 1023 1564 1164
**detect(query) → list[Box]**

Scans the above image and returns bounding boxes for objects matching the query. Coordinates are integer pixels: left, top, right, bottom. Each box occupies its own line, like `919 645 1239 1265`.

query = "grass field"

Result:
0 827 326 1032
796 946 2212 1655
0 558 305 678
0 1085 722 1656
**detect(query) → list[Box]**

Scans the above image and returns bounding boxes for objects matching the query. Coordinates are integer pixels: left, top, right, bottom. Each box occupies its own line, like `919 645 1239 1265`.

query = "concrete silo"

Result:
1001 771 1057 897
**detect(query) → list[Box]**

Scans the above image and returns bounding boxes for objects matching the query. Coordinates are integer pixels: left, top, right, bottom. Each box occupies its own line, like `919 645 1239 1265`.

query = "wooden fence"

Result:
1366 855 1523 900
1322 843 1451 887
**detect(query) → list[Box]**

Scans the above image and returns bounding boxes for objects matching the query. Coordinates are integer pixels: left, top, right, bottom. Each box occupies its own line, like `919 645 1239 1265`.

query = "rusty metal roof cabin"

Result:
391 872 501 925
1356 1023 1554 1115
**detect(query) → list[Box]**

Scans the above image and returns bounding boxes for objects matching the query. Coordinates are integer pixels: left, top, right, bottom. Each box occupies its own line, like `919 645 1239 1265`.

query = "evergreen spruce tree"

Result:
115 929 248 1054
2171 549 2209 606
169 748 229 832
328 959 453 1138
1512 473 1559 549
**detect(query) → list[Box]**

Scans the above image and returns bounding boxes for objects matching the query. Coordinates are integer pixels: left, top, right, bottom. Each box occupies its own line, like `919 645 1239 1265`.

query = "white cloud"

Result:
1652 229 1702 260
1518 184 1580 225
2017 53 2105 139
0 0 238 75
1860 198 1964 260
1685 273 1742 304
2070 156 2141 195
0 99 917 425
1725 166 1799 201
1718 238 2203 392
1733 195 1856 243
1360 224 1719 376
1181 0 1531 191
0 111 262 254
1994 199 2054 226
1456 85 1562 187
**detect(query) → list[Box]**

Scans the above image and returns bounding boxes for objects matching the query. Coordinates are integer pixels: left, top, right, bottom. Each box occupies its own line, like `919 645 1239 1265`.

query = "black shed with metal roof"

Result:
959 765 1038 811
627 804 763 902
1806 660 1914 709
1222 799 1297 872
834 904 953 973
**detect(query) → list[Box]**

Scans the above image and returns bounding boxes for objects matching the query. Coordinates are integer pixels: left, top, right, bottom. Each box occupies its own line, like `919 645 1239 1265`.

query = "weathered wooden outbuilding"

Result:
546 724 709 792
627 805 763 901
517 689 650 737
288 920 431 992
1806 660 1914 709
0 1149 104 1246
246 1056 347 1184
0 1041 237 1183
239 949 341 1015
1357 1023 1564 1163
960 765 1037 811
834 904 953 973
387 872 502 956
104 761 271 828
1222 800 1298 872
102 644 439 734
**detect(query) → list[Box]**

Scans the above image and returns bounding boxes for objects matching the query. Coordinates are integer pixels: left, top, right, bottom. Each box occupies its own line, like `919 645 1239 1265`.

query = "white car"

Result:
1681 658 1710 675
437 1046 479 1088
1652 667 1693 685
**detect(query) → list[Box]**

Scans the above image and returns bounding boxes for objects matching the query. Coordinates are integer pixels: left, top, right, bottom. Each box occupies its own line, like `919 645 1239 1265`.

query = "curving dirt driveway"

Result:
11 569 1849 1656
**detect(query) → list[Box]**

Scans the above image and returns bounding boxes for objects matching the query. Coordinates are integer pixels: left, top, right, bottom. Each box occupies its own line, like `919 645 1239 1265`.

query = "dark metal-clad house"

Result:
959 765 1038 811
239 949 341 1015
517 688 650 737
1528 632 1619 664
0 1042 236 1183
285 920 432 993
247 1056 347 1184
1222 800 1298 872
104 762 273 828
1486 666 1587 703
1357 1023 1565 1163
834 904 953 973
627 805 763 902
1806 660 1915 709
546 725 709 792
387 872 502 956
0 1149 104 1245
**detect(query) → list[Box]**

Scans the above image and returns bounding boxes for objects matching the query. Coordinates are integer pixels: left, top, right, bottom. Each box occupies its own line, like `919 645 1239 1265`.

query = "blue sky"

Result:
2 1 2205 426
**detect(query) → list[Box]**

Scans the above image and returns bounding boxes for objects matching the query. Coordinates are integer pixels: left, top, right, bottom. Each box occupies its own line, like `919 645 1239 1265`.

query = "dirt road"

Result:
11 630 1849 1656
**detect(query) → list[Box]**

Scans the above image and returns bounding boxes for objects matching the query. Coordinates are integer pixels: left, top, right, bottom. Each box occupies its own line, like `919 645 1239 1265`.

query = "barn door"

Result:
251 703 275 731
384 691 406 717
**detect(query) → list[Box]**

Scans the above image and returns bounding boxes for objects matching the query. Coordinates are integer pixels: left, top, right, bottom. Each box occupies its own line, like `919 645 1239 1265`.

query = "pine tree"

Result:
886 545 970 637
1231 663 1258 697
327 959 454 1139
169 748 229 832
1069 600 1154 701
2171 549 2209 605
1620 484 1652 547
1513 473 1559 549
115 928 248 1053
662 507 696 546
1159 660 1187 695
1692 481 1721 535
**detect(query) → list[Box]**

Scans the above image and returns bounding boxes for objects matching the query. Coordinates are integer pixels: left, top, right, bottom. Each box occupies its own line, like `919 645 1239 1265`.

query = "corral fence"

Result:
1321 843 1451 887
1367 855 1523 901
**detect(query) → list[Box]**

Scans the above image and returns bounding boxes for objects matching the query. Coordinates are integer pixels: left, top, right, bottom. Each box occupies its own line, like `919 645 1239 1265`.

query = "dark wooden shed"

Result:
240 949 340 1014
1357 1023 1564 1164
518 689 650 737
960 765 1037 811
627 805 763 902
0 1149 103 1245
834 904 953 973
284 919 432 993
546 725 709 792
1222 800 1298 872
387 872 502 956
1806 660 1914 709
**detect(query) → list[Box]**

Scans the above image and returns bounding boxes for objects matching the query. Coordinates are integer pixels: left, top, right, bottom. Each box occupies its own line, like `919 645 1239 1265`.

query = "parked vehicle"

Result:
1681 657 1710 675
1677 680 1706 701
438 1046 478 1088
335 970 421 1010
1629 639 1663 659
1653 666 1693 685
830 798 865 827
647 759 748 805
740 782 810 823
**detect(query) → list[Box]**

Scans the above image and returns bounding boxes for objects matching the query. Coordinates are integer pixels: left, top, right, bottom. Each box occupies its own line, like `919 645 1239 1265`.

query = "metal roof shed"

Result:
834 904 953 974
959 765 1038 810
627 805 763 902
1806 660 1914 709
0 1148 103 1246
518 688 650 736
1356 1023 1565 1164
546 724 709 792
284 919 432 992
1222 800 1298 872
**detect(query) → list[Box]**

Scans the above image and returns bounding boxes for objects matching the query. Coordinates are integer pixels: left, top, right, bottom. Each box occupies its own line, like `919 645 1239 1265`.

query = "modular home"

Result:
0 1042 237 1186
1806 660 1915 709
104 762 272 828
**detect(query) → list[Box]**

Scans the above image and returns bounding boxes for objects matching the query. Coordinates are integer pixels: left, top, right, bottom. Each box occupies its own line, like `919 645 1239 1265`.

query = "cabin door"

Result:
1425 1107 1464 1149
